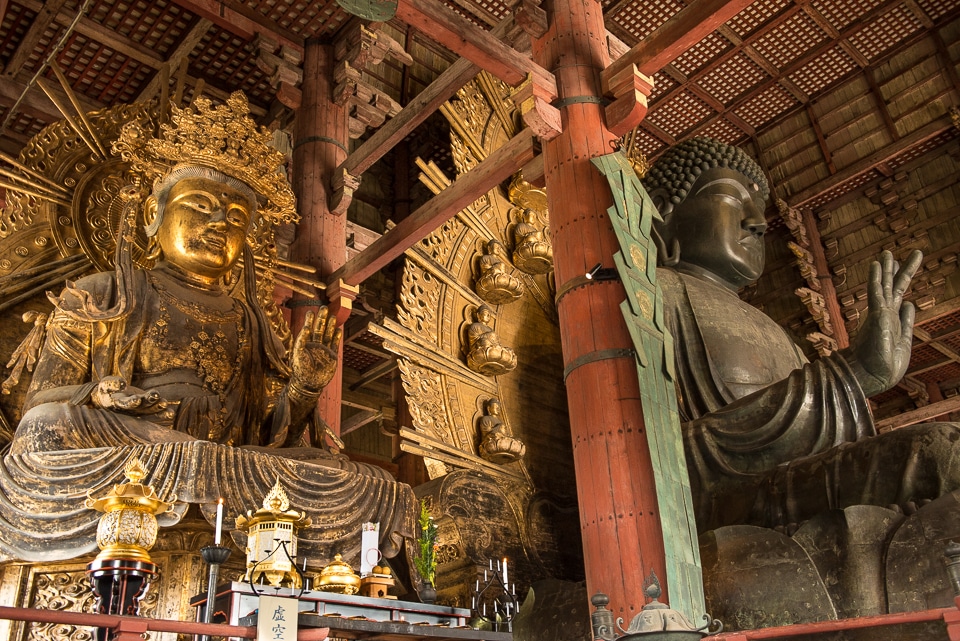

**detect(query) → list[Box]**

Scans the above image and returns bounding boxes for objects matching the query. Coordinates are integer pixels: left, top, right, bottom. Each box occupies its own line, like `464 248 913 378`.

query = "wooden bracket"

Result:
600 63 654 137
514 0 548 38
511 74 561 141
329 168 361 216
326 279 361 325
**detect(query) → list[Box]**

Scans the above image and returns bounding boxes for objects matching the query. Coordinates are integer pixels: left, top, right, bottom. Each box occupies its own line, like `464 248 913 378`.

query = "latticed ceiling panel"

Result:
646 89 716 138
88 0 197 58
672 32 733 77
806 170 882 209
635 126 668 158
608 0 683 42
788 45 860 96
917 0 954 20
751 11 828 70
189 28 274 108
848 5 925 62
909 343 947 371
19 22 63 76
648 72 678 103
698 116 747 143
891 131 959 170
734 82 797 129
0 2 37 71
55 33 152 104
811 0 887 30
726 0 791 39
242 0 347 37
913 362 960 385
0 107 48 140
697 51 771 105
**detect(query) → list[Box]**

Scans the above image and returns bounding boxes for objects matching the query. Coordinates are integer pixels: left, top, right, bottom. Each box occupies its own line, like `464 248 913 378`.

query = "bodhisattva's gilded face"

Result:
155 177 253 282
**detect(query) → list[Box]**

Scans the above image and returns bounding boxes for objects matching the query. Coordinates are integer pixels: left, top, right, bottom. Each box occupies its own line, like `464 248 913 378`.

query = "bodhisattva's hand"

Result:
289 307 343 399
845 249 923 398
91 375 168 415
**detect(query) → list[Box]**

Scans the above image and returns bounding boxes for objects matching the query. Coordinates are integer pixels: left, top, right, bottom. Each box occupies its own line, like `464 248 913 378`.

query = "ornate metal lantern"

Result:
85 458 177 565
235 479 311 589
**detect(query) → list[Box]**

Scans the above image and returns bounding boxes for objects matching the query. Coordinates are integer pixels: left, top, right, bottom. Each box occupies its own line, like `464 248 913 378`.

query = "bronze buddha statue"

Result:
642 137 960 531
475 239 524 305
466 304 517 376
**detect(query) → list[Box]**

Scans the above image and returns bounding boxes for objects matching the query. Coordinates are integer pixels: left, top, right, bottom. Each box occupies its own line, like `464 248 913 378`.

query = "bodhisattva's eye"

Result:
226 205 249 227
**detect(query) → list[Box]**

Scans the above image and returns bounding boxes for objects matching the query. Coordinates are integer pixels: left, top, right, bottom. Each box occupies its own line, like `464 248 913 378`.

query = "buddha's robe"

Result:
660 268 960 530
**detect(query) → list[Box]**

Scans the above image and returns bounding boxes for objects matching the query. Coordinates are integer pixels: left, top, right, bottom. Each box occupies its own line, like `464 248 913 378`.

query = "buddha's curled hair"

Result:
641 137 769 206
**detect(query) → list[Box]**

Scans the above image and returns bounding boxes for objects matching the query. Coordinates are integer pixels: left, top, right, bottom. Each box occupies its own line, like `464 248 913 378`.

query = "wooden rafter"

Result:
136 19 214 102
328 128 537 287
2 0 71 78
169 0 303 52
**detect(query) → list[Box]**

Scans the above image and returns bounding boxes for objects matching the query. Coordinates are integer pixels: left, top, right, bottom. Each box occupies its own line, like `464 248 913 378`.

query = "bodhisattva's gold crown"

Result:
113 91 297 225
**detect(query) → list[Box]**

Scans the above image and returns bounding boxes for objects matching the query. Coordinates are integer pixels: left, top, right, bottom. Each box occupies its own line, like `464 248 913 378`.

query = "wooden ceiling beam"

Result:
53 14 165 67
876 394 960 431
395 0 555 95
136 18 213 102
339 16 518 181
169 0 303 52
2 0 71 78
787 118 953 208
328 128 537 287
605 0 758 81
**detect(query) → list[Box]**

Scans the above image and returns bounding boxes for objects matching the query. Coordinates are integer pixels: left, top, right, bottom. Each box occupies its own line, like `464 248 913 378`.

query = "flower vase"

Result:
418 585 437 604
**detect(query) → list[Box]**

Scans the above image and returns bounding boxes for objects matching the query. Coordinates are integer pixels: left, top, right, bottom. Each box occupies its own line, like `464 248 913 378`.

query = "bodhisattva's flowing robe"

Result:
0 268 415 563
660 269 960 531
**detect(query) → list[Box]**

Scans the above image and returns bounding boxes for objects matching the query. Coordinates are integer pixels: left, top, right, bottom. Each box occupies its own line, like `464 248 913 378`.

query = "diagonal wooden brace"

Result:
510 73 562 140
600 63 654 137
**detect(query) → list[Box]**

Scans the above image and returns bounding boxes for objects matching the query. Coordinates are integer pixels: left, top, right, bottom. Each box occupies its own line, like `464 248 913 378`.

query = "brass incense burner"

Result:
316 554 361 595
85 458 177 564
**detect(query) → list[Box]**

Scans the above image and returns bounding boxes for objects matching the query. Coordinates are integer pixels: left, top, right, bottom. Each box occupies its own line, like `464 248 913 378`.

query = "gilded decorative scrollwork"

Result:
398 259 441 344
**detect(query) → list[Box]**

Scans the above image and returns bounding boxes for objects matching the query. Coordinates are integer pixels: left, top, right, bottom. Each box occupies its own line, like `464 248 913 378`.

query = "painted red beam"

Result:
170 0 303 52
328 128 537 287
395 0 556 97
712 606 959 640
602 0 757 83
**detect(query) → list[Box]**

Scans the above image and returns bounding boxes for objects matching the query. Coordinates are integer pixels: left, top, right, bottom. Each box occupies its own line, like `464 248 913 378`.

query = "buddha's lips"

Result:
201 232 227 249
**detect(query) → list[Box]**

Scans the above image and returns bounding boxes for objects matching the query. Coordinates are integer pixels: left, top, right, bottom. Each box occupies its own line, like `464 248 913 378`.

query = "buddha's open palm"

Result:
290 307 342 394
846 249 922 397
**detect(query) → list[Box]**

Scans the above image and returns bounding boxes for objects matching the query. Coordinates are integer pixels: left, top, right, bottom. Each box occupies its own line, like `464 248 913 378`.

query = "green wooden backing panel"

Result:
594 152 705 622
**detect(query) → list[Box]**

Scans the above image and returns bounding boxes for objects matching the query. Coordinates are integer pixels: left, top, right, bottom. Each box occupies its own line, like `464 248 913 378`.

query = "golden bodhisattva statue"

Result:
466 305 517 376
474 240 523 305
511 208 553 275
0 93 414 564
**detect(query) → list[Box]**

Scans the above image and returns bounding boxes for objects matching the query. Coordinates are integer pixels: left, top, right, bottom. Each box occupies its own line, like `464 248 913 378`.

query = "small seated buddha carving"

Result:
465 305 517 376
477 398 525 464
474 239 524 305
511 208 553 275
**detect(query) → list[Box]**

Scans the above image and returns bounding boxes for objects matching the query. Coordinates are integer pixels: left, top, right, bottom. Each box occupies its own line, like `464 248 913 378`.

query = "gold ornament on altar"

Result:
235 479 311 589
84 458 178 564
316 553 362 595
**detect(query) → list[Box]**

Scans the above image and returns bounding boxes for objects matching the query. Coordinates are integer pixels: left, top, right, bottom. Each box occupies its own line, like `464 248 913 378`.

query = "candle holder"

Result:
471 558 519 632
199 544 232 641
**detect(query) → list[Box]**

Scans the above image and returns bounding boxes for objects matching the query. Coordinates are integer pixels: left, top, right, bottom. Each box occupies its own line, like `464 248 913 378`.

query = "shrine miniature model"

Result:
0 93 414 565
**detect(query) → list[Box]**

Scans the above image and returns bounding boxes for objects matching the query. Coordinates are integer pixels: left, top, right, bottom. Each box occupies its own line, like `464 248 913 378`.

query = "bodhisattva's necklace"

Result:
147 268 245 412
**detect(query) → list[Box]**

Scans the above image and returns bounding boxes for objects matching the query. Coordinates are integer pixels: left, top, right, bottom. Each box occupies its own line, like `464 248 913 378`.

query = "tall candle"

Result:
502 558 508 586
214 498 224 545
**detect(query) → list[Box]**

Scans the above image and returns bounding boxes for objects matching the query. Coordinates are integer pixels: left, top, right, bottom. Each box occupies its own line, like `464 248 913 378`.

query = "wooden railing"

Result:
0 606 330 641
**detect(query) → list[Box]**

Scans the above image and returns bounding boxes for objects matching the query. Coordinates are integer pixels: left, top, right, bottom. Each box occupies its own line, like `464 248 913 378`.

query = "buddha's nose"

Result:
743 203 767 237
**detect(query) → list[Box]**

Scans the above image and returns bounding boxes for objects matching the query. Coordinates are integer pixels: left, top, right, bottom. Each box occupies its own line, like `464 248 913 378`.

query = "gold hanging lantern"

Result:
235 478 311 589
85 458 177 564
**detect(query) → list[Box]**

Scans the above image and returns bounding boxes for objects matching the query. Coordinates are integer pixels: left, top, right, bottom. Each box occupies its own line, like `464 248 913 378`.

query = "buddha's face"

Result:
154 177 253 281
666 167 767 290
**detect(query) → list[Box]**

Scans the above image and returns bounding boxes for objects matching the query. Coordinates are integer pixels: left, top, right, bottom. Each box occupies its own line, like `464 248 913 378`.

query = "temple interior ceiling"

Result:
0 0 959 450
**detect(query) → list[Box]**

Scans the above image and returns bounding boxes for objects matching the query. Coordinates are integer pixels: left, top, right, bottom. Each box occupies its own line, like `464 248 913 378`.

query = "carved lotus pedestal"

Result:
467 345 517 376
475 272 524 305
480 435 526 464
511 243 553 275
